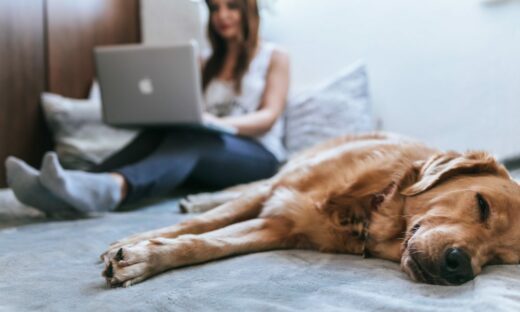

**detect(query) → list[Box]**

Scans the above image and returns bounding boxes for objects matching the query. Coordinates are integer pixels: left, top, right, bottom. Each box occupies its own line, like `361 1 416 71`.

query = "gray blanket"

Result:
2 194 520 312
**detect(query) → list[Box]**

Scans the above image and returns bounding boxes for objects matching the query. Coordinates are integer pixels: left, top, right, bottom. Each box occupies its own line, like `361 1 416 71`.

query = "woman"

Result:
5 0 290 218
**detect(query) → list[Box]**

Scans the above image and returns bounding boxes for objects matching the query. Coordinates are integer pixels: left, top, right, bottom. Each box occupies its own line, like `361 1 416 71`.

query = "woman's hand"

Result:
203 112 226 126
203 113 239 134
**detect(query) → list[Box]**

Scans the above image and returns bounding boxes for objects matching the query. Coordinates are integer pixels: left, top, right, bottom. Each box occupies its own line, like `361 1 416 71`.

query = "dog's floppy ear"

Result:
402 151 510 196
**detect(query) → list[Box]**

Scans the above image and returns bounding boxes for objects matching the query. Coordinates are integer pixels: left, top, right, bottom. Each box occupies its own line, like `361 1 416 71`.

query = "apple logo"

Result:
138 77 154 95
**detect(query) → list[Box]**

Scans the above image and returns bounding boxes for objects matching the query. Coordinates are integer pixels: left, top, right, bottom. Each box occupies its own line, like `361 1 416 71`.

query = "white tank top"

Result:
204 42 286 161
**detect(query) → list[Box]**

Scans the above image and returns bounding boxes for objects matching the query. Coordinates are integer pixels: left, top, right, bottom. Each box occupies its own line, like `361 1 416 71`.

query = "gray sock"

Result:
39 152 122 213
5 157 84 218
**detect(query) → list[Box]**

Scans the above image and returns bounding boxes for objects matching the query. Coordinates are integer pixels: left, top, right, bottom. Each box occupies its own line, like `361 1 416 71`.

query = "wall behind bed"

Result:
0 0 140 187
143 0 520 160
260 0 520 160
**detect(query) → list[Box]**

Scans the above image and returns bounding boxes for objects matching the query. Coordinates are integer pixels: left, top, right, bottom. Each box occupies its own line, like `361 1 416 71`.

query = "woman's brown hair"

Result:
202 0 260 94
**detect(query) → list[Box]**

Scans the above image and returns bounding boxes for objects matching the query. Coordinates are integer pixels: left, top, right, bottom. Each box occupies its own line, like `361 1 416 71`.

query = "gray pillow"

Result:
284 61 376 156
41 82 137 170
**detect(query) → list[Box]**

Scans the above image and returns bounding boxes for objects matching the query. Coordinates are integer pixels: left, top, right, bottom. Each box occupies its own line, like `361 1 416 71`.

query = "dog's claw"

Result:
115 248 124 261
104 262 114 278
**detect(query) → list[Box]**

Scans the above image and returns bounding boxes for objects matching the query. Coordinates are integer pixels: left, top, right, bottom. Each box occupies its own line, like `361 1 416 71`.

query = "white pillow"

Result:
284 60 376 156
41 82 137 170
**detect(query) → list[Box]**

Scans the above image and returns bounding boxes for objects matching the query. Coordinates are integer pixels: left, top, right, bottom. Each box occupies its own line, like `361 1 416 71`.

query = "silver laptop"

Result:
94 42 236 134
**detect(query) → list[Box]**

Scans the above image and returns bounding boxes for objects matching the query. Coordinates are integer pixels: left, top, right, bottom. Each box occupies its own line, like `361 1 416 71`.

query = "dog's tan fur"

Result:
101 132 520 287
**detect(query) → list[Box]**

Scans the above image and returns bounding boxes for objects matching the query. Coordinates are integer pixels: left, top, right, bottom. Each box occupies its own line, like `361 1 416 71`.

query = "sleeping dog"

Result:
101 133 520 287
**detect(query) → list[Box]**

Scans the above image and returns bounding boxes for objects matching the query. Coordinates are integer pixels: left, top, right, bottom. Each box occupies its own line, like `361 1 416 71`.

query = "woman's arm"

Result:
206 49 290 137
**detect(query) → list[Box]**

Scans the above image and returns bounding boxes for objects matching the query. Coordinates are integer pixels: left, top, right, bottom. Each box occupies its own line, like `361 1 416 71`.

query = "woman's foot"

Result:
39 152 123 213
5 157 83 218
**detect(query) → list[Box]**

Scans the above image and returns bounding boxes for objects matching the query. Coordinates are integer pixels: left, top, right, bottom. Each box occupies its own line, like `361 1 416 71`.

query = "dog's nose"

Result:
440 248 474 285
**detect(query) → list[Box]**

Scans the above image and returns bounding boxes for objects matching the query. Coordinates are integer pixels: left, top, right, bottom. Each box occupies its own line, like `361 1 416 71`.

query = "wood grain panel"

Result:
0 0 48 187
47 0 141 98
0 0 140 187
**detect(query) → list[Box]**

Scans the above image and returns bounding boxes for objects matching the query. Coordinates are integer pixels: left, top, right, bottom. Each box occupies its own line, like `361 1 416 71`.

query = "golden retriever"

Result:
101 132 520 287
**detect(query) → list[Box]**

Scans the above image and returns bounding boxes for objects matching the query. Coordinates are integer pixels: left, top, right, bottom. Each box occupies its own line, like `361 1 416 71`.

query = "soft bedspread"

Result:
1 197 520 312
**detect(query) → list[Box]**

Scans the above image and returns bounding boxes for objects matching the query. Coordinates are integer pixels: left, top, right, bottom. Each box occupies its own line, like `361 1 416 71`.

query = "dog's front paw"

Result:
100 237 148 264
102 240 165 288
101 229 174 261
101 243 131 265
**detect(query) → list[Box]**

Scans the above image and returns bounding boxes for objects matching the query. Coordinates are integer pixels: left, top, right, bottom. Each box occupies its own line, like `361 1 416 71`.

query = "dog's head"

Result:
400 151 520 285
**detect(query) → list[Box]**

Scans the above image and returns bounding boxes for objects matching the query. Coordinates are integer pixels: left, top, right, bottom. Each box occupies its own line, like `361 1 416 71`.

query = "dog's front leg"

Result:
102 217 293 287
101 185 272 262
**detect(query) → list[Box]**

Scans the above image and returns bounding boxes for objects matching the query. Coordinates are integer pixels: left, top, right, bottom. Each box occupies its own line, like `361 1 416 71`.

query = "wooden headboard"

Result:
0 0 140 187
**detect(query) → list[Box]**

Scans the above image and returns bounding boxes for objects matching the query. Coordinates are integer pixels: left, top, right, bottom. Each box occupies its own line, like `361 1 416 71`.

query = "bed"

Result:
0 169 519 311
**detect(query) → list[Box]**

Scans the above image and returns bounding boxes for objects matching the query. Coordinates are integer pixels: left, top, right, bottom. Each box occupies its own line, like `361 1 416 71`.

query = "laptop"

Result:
94 42 237 134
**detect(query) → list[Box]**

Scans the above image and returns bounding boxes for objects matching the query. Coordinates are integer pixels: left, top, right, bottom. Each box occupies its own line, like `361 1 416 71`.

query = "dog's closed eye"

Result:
410 223 421 235
476 193 490 223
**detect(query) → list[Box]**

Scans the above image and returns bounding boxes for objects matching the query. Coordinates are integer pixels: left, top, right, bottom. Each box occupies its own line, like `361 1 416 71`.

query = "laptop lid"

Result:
94 43 204 127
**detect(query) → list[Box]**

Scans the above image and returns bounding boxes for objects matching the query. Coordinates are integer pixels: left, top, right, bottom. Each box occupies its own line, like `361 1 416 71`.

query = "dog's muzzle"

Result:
405 245 475 285
439 248 474 285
